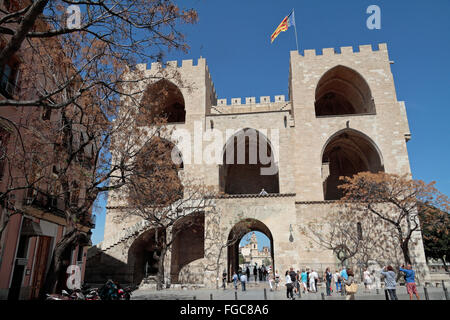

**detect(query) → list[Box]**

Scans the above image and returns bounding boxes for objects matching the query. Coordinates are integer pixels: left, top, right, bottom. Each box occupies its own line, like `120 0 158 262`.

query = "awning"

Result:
20 218 44 237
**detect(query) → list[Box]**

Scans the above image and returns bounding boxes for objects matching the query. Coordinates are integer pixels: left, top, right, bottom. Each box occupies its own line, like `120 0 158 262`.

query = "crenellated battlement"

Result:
135 57 208 72
296 43 388 58
215 95 286 107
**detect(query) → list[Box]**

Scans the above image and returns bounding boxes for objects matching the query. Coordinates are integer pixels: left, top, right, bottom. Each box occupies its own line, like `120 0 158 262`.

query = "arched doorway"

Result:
315 65 374 116
321 129 384 200
220 128 279 195
139 79 186 124
227 219 274 281
127 228 165 286
170 211 205 283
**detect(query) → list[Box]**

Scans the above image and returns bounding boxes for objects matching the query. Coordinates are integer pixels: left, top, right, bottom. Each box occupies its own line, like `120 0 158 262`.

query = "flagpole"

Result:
292 8 299 52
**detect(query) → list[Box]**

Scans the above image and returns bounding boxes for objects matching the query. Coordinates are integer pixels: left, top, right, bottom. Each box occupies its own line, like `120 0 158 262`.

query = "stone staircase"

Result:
87 219 152 259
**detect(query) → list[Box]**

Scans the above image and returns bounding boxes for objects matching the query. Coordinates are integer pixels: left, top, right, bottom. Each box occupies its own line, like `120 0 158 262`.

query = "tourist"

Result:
232 272 239 290
295 270 301 295
306 268 310 291
324 267 333 296
246 266 250 282
274 270 280 291
363 268 372 292
289 267 297 292
301 269 308 293
380 266 398 300
309 269 318 293
340 267 348 282
240 273 247 291
344 268 357 300
285 270 294 300
268 271 274 291
399 264 420 300
222 269 227 290
258 267 262 281
253 265 257 282
333 270 341 292
262 265 267 281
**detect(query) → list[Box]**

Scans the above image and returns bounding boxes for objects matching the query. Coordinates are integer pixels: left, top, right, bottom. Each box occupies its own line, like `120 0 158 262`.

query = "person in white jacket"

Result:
309 269 318 292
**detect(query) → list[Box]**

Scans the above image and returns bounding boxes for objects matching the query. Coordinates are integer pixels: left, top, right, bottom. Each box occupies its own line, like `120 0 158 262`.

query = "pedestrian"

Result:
240 273 247 291
285 270 295 300
262 265 267 281
232 272 239 290
309 269 318 293
268 271 274 291
258 267 262 281
333 270 341 293
274 270 280 291
344 268 357 300
340 267 348 282
222 269 227 290
306 268 310 291
289 267 297 293
301 269 308 293
380 266 398 300
324 267 333 296
399 264 420 300
246 266 250 282
253 265 257 282
363 268 372 292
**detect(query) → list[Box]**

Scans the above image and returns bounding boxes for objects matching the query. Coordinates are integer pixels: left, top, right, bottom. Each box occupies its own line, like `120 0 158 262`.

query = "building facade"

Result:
0 0 94 299
86 43 430 287
239 233 271 268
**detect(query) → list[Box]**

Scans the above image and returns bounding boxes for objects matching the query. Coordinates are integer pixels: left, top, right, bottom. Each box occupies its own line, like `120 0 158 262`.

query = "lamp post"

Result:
289 224 294 243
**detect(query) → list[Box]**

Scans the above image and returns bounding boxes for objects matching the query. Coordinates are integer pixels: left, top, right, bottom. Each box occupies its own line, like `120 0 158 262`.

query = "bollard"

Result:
424 286 429 300
235 291 238 300
341 285 345 296
376 288 380 294
384 290 389 300
193 295 196 300
264 288 267 300
442 280 449 300
210 293 213 300
321 292 325 300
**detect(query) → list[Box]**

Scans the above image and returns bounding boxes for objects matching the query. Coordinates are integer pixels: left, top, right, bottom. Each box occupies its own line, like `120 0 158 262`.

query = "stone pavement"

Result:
131 281 449 300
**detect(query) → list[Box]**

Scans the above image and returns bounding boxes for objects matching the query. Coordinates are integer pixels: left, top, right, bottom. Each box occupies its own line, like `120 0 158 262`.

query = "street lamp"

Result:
289 224 294 242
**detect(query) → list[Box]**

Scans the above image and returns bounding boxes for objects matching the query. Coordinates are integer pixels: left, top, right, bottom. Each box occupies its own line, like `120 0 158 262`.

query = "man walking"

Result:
399 264 420 300
253 265 257 282
246 266 250 282
240 273 247 291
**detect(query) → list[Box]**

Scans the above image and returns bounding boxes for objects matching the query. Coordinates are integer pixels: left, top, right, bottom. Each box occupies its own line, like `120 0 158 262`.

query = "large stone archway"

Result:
321 129 384 200
315 65 374 116
219 128 279 195
227 218 274 281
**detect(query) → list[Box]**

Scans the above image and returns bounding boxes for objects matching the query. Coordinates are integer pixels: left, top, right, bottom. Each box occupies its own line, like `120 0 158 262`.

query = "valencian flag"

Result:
270 10 296 44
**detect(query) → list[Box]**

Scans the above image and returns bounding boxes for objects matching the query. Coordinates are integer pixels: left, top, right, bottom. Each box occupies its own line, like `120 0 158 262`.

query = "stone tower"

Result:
86 43 430 288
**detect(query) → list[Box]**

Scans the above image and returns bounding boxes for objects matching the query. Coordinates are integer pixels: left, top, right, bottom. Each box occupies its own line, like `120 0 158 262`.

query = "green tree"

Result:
419 204 450 272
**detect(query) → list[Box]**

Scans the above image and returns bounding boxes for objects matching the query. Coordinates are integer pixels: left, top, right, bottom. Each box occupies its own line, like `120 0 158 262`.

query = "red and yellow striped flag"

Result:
270 11 294 43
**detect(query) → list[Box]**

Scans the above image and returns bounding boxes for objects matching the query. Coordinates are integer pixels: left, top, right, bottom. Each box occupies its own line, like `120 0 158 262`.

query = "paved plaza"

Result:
131 280 449 301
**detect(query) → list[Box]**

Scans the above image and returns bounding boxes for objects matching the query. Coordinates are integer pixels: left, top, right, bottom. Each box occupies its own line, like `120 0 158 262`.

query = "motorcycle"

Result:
98 280 134 300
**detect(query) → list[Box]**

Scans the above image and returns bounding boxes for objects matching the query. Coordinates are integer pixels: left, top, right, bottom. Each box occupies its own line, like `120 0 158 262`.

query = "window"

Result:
42 107 52 121
0 62 19 98
0 128 10 181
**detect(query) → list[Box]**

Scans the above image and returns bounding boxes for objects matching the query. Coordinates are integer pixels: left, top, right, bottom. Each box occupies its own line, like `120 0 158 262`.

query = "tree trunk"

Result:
401 241 412 265
156 245 167 291
441 257 448 272
40 228 88 298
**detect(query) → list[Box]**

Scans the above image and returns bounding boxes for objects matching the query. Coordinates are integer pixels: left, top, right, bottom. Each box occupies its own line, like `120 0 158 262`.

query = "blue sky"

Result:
91 0 450 246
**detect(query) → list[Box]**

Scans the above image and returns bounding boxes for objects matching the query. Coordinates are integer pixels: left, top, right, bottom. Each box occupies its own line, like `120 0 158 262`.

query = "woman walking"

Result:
381 266 398 300
274 270 280 291
285 270 295 300
344 269 357 300
324 267 333 296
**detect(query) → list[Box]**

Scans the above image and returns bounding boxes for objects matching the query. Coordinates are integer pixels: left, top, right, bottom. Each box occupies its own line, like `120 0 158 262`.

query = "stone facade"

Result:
239 232 271 268
85 43 430 288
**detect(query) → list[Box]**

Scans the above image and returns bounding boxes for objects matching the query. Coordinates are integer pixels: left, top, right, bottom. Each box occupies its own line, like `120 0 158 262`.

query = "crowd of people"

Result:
224 263 420 300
